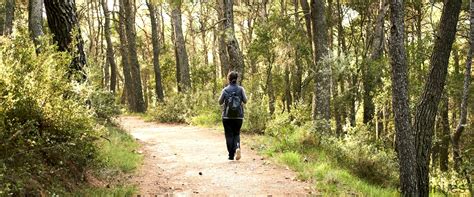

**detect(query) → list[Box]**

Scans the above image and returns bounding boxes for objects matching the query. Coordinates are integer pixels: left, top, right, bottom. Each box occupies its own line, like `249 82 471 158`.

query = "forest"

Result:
0 0 472 196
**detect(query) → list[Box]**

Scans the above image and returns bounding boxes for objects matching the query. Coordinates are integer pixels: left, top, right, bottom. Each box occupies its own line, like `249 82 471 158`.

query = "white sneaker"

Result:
235 148 241 160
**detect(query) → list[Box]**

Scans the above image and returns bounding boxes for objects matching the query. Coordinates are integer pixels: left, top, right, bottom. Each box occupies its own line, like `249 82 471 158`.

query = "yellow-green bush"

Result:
0 34 102 195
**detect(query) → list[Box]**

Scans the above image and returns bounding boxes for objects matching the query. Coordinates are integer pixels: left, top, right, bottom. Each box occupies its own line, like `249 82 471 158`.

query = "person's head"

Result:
227 71 239 84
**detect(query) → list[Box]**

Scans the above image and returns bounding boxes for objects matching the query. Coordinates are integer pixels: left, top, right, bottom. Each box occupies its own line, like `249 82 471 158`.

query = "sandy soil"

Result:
118 116 314 196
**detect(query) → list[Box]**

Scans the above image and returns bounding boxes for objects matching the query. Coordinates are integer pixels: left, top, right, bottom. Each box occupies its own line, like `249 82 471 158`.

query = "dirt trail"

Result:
118 116 313 196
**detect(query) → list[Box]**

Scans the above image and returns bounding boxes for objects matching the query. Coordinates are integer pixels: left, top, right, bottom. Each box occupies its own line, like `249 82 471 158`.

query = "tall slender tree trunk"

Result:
363 2 386 125
310 0 331 133
223 0 245 82
44 0 87 80
292 0 302 103
452 0 473 193
101 0 117 93
438 95 449 172
118 0 135 109
171 2 191 91
3 0 14 35
146 0 164 102
388 0 418 195
28 0 44 47
123 0 146 112
413 0 461 195
300 0 312 42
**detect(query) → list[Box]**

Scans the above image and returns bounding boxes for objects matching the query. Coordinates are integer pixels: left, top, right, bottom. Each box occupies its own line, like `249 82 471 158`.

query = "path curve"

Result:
118 116 313 196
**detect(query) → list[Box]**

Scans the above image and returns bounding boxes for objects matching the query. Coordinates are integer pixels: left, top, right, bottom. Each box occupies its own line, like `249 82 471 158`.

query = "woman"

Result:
218 71 247 160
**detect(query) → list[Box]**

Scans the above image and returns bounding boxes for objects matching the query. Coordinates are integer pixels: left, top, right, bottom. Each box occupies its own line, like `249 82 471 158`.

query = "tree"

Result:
123 0 146 112
452 0 473 192
223 0 245 82
44 0 87 80
146 0 165 102
171 1 191 91
3 0 14 35
28 0 44 47
388 0 418 195
413 0 461 195
310 0 331 132
118 0 135 109
217 0 230 77
101 0 117 93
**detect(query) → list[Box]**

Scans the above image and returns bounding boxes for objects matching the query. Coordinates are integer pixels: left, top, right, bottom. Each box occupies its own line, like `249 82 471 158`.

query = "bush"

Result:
0 33 101 194
241 95 270 133
89 90 121 122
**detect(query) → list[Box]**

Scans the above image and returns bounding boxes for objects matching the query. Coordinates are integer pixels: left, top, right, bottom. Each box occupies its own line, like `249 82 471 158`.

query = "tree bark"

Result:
224 0 245 82
123 0 146 112
300 0 312 42
28 0 44 47
146 0 164 102
292 0 302 103
413 0 461 195
218 0 230 78
118 0 135 110
171 2 191 91
438 95 449 172
3 0 14 35
101 0 117 93
452 1 473 193
388 0 418 195
310 0 331 132
44 0 87 80
363 2 386 125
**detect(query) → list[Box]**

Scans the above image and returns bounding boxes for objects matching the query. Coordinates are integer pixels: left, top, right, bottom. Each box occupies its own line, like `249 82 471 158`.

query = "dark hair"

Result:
227 71 239 84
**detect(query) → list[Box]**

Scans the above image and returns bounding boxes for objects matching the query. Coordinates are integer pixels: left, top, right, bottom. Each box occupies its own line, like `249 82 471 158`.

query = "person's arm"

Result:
241 87 248 104
218 89 226 105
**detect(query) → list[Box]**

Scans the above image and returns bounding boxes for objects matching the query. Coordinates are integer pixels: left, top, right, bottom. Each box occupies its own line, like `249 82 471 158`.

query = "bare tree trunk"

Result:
413 0 461 195
363 2 387 125
123 0 146 112
28 0 44 47
146 0 164 102
171 2 191 91
3 0 14 35
388 0 418 195
438 95 449 172
101 0 117 93
292 0 302 103
452 1 473 194
223 0 245 82
44 0 87 81
300 0 312 42
310 0 331 133
118 0 135 109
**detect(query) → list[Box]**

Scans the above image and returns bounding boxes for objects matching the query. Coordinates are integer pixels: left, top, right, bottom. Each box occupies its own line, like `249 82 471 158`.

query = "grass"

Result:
250 134 400 196
71 126 143 196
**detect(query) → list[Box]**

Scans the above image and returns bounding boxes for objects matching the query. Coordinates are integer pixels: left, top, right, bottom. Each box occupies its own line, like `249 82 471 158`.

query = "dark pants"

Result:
222 119 243 159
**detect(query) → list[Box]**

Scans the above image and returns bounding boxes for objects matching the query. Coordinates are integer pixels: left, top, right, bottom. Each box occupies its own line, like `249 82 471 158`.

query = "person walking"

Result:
218 71 247 160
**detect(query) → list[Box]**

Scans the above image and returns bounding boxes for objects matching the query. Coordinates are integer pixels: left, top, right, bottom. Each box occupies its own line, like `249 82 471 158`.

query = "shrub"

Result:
241 95 270 133
0 33 101 194
89 90 121 122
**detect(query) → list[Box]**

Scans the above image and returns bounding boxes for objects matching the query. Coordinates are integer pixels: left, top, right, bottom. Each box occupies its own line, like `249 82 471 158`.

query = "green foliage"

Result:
0 32 101 194
97 127 142 174
241 95 270 133
89 90 121 121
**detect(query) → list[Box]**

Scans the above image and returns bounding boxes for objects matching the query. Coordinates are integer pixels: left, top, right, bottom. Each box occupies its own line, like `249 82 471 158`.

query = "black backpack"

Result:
225 88 242 118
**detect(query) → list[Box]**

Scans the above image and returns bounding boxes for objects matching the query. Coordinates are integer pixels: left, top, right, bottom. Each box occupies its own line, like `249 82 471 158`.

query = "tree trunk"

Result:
292 0 302 103
300 0 312 42
146 0 164 102
452 0 473 193
118 0 135 109
171 3 191 91
413 0 461 195
224 0 245 82
28 0 44 47
388 0 418 195
3 0 14 35
438 95 449 172
44 0 87 80
101 0 117 93
363 2 386 125
310 0 331 133
123 0 146 112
